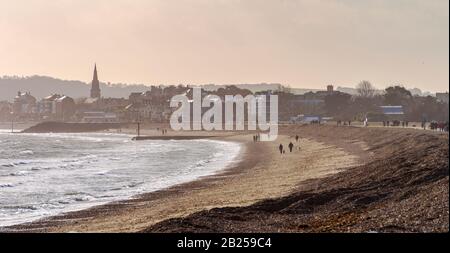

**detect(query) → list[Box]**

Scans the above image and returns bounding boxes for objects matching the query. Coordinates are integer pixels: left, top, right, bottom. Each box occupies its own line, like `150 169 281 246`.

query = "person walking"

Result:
288 142 294 153
295 135 299 142
279 144 284 154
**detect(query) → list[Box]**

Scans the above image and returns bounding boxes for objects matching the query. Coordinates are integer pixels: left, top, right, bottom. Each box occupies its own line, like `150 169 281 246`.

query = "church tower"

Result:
90 64 101 98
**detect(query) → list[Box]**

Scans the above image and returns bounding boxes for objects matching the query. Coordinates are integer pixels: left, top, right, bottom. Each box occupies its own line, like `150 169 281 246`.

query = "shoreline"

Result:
3 125 447 232
4 127 361 232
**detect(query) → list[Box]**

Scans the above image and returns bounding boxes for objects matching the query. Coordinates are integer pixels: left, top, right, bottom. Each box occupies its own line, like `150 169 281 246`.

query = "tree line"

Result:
324 81 449 122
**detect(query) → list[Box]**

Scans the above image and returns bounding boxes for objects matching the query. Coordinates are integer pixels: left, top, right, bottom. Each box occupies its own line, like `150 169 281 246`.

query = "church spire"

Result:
90 64 101 98
93 63 98 81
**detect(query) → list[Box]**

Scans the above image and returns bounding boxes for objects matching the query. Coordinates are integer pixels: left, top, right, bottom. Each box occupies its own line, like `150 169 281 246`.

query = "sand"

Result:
148 125 449 233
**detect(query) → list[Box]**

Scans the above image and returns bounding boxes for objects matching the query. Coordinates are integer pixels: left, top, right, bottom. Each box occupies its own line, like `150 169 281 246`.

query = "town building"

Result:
36 94 75 121
82 111 118 123
37 94 61 115
125 86 189 122
0 101 12 121
55 96 76 120
436 92 449 104
13 91 37 115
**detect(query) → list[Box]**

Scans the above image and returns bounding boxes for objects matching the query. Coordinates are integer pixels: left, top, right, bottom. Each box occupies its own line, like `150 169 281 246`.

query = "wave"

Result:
0 134 242 227
1 161 31 167
19 150 34 155
9 171 29 176
0 183 14 188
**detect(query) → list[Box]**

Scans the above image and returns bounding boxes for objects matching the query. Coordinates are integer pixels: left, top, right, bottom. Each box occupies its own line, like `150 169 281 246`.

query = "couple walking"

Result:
279 135 300 154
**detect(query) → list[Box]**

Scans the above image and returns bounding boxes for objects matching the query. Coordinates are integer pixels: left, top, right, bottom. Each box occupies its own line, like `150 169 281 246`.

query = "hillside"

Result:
0 76 151 101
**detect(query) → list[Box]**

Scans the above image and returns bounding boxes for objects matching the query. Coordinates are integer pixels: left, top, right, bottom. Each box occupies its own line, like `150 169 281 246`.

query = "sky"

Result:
0 0 448 92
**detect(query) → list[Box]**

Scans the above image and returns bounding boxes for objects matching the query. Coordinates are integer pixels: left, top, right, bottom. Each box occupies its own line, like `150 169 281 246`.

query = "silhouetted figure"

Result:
295 135 299 142
279 144 283 154
386 121 390 127
348 120 351 126
288 142 294 152
383 121 386 127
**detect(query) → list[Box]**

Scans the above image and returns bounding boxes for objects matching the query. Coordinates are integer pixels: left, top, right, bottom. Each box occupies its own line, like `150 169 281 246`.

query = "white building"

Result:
82 111 118 123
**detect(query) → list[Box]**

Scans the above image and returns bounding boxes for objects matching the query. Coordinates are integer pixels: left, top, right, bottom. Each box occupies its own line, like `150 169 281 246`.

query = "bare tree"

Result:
356 80 376 98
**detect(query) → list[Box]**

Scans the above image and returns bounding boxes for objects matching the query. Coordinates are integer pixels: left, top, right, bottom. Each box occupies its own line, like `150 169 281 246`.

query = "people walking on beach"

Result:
288 142 294 153
279 144 283 154
295 135 299 142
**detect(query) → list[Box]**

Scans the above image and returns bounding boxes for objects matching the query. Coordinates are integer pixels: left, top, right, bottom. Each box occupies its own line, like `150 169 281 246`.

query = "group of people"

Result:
157 128 168 135
252 133 261 142
278 135 300 154
383 120 408 127
336 120 352 126
381 120 448 132
428 121 449 132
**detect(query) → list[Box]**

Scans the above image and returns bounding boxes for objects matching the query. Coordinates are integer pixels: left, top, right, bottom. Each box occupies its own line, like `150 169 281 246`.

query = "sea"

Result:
0 129 241 227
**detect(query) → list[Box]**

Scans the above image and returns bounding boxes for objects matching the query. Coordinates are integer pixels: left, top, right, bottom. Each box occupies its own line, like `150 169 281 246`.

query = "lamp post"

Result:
10 111 14 133
136 111 141 137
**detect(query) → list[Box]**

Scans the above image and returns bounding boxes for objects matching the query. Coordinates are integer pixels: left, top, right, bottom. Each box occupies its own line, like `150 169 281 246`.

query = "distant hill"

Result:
202 83 284 93
0 77 292 101
202 83 323 95
0 75 437 101
0 76 152 101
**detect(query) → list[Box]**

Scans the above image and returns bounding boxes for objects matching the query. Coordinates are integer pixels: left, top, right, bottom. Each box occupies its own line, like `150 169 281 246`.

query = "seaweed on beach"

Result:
145 126 449 233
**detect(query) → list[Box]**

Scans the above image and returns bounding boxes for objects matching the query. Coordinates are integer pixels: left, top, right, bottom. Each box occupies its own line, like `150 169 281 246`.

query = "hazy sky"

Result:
0 0 448 92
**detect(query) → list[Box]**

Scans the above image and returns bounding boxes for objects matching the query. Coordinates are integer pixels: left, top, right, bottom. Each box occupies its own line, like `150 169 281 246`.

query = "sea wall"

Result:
21 121 125 133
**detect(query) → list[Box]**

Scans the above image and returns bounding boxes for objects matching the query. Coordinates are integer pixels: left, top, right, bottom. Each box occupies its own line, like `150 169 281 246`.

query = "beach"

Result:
4 124 449 233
